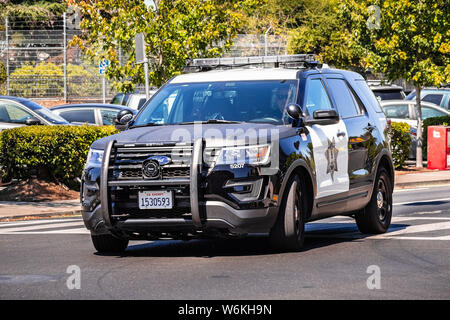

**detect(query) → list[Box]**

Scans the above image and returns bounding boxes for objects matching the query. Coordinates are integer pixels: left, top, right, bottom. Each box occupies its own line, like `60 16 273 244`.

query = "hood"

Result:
91 123 294 150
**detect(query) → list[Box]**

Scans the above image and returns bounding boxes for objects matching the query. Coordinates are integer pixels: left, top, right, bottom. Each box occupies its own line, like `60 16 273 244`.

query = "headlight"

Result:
85 149 104 168
216 145 270 165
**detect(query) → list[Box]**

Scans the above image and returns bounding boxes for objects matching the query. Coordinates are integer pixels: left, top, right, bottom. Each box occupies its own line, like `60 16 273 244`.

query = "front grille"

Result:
110 143 193 180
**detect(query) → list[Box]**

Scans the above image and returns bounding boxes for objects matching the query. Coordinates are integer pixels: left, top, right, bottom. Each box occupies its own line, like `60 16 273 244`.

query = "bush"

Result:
390 122 411 168
0 125 117 188
422 116 450 153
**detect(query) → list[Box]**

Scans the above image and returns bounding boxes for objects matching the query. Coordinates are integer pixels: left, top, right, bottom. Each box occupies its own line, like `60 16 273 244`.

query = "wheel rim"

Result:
377 178 390 222
294 190 303 240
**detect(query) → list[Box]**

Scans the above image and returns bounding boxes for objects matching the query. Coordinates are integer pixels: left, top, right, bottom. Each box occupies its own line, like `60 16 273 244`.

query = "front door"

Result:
303 76 349 199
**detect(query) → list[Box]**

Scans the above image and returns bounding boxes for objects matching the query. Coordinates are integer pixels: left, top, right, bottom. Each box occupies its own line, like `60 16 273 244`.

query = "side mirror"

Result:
286 104 303 119
25 117 42 126
114 109 134 131
306 109 339 125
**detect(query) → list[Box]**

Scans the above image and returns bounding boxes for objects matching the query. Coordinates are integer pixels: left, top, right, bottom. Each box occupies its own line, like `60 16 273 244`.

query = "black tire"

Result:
91 233 129 253
269 175 305 251
356 167 393 234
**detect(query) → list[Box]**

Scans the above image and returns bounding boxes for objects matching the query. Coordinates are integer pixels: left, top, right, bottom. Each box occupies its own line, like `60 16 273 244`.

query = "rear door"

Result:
324 75 375 189
304 76 349 199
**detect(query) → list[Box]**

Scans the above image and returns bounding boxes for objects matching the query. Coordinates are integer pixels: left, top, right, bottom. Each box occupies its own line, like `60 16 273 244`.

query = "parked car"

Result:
0 96 69 131
51 103 137 126
380 100 450 159
367 80 406 101
405 87 450 110
110 90 158 110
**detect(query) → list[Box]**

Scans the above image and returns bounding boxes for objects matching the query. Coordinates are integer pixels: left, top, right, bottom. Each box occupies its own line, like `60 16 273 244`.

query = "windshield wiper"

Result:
129 122 162 129
177 119 242 125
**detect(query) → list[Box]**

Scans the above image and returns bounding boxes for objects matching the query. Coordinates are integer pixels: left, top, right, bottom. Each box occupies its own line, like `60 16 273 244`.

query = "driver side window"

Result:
305 79 333 116
0 102 33 124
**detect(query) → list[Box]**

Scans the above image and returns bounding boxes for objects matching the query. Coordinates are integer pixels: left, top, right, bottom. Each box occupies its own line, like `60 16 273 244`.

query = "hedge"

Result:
422 116 450 153
0 125 117 187
390 122 411 168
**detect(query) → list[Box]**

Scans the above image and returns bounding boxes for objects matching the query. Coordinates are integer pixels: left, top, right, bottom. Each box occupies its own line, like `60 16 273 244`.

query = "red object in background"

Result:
427 126 450 170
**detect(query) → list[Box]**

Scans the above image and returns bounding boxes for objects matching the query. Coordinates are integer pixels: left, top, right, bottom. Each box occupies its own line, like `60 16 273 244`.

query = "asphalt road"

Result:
1 185 450 300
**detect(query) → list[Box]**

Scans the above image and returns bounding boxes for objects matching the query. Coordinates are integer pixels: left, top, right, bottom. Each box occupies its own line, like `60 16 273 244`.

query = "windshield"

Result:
34 106 69 124
132 80 298 126
20 100 68 124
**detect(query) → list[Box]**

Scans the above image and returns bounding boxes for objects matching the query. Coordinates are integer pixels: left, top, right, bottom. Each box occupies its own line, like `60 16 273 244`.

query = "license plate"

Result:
138 190 173 209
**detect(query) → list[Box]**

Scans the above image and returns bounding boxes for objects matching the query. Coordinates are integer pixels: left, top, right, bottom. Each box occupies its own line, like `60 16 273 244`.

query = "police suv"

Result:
81 54 394 253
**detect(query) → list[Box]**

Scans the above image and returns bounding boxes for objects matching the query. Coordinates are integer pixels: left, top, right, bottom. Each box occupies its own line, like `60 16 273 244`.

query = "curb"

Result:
0 209 82 222
394 179 450 189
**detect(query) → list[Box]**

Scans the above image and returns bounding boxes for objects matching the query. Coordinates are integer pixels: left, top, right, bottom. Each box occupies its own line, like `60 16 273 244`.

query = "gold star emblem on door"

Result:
325 137 339 181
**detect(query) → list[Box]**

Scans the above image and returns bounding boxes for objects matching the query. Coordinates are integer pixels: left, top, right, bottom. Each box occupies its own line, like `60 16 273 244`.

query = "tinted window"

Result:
111 94 124 105
0 102 33 123
327 78 361 118
354 79 383 112
373 90 404 100
382 104 410 119
122 94 131 106
137 98 147 110
415 105 447 120
305 78 332 116
134 80 298 125
100 109 119 125
422 94 443 105
58 109 96 124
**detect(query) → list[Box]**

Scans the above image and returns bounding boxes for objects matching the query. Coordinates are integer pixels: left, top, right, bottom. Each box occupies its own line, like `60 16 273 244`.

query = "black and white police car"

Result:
81 54 394 253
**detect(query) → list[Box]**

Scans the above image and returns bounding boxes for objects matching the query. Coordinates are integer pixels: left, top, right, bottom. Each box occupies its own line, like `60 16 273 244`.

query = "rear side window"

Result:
415 105 448 120
422 94 443 106
326 78 363 118
305 79 333 116
58 109 96 124
373 90 404 100
382 105 410 119
354 79 383 113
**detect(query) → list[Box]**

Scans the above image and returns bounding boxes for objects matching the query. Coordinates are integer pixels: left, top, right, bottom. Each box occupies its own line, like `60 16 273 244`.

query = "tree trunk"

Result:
415 86 423 168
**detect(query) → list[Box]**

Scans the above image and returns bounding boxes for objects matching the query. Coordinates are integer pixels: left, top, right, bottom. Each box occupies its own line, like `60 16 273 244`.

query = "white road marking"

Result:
0 218 82 227
394 197 450 206
394 187 430 193
0 221 84 234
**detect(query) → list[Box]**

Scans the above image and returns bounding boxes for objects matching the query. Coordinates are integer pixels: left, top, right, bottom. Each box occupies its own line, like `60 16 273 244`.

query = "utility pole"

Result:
63 12 67 103
5 17 10 95
135 33 149 100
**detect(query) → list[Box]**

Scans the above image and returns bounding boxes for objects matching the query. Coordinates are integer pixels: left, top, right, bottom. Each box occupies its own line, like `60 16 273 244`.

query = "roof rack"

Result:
184 54 317 72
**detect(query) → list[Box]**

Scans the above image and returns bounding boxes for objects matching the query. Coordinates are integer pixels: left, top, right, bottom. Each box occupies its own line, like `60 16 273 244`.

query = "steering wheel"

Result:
207 112 225 121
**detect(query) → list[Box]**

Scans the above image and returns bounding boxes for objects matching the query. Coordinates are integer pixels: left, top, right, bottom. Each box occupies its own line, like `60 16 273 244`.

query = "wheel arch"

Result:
278 159 316 220
373 149 395 195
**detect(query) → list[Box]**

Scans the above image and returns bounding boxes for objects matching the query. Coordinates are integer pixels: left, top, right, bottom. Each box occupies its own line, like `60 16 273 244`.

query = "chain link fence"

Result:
0 14 287 105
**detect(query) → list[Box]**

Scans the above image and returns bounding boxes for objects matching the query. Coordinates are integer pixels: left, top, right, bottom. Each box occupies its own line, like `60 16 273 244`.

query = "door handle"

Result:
337 131 346 137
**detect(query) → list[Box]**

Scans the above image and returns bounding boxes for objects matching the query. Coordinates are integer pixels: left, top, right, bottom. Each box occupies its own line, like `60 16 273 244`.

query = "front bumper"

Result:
81 139 279 237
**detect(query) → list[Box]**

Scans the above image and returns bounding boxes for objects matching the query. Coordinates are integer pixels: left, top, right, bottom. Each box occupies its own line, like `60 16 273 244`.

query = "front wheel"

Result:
91 233 129 253
356 167 393 234
269 175 305 251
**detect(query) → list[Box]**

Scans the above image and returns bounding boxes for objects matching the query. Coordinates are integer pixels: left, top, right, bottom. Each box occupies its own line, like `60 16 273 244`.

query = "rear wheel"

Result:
91 233 129 253
269 175 305 251
356 167 393 234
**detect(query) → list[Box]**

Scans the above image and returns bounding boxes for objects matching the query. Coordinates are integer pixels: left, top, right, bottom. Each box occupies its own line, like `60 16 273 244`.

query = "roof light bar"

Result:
187 54 315 67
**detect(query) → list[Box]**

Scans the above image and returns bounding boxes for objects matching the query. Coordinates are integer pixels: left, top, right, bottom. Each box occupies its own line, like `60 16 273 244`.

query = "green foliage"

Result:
422 116 450 152
68 0 258 91
9 62 100 97
0 61 6 84
0 125 117 186
390 122 411 168
338 0 449 87
287 0 365 70
0 1 65 29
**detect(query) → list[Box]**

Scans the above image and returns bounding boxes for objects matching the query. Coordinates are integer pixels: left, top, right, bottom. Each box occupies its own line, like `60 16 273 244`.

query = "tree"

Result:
287 0 365 70
68 0 258 91
339 0 450 167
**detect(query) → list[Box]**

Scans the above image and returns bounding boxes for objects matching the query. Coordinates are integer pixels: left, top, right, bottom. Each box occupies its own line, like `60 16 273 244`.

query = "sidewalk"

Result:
0 199 81 221
1 170 450 221
394 169 450 188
